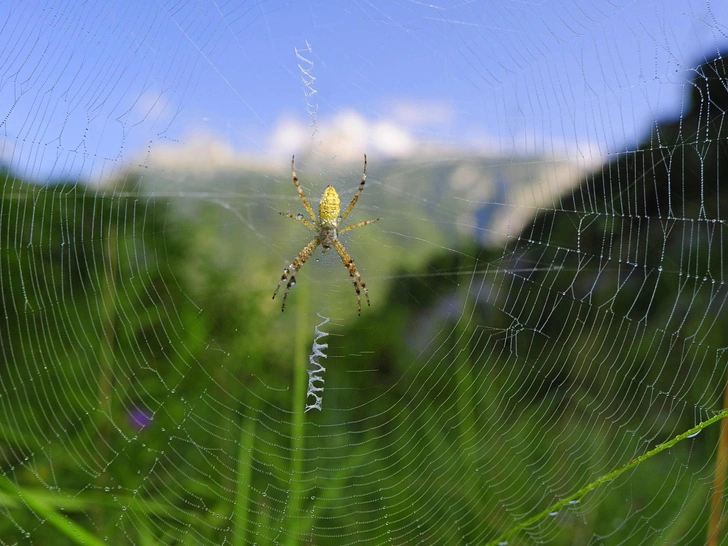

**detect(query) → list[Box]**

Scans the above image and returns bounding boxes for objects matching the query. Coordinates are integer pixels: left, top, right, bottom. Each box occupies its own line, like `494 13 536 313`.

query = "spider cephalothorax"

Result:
273 155 379 315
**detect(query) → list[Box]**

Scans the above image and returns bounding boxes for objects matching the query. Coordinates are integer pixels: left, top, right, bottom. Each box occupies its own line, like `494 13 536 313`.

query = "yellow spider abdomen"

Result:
319 185 341 227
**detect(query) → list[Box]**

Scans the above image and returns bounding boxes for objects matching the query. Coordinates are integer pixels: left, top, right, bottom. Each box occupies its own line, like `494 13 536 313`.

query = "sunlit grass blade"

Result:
0 475 106 546
487 408 728 546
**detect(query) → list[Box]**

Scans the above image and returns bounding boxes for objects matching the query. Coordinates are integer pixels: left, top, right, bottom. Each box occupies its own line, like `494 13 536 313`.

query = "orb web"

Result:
1 1 728 545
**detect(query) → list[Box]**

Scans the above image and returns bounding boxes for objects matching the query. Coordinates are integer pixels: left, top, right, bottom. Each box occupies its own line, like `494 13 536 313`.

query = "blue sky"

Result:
1 0 726 181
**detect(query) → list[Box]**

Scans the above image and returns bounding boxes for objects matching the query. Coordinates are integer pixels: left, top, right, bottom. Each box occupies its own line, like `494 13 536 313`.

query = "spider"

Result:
273 155 379 315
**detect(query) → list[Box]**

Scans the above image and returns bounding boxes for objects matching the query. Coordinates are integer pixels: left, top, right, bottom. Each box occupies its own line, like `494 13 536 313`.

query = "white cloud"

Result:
134 90 172 124
371 121 415 156
0 136 16 167
267 110 417 162
132 104 598 176
136 132 268 174
384 99 454 127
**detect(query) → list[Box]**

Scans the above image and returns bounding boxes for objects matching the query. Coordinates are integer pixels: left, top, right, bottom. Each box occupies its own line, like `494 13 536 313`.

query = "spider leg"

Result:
279 212 318 232
332 239 370 316
339 154 367 224
338 217 379 234
291 155 318 223
273 236 321 311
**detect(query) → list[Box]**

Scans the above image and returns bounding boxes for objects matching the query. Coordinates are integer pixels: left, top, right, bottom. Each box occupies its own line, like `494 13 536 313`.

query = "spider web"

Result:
2 1 728 544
